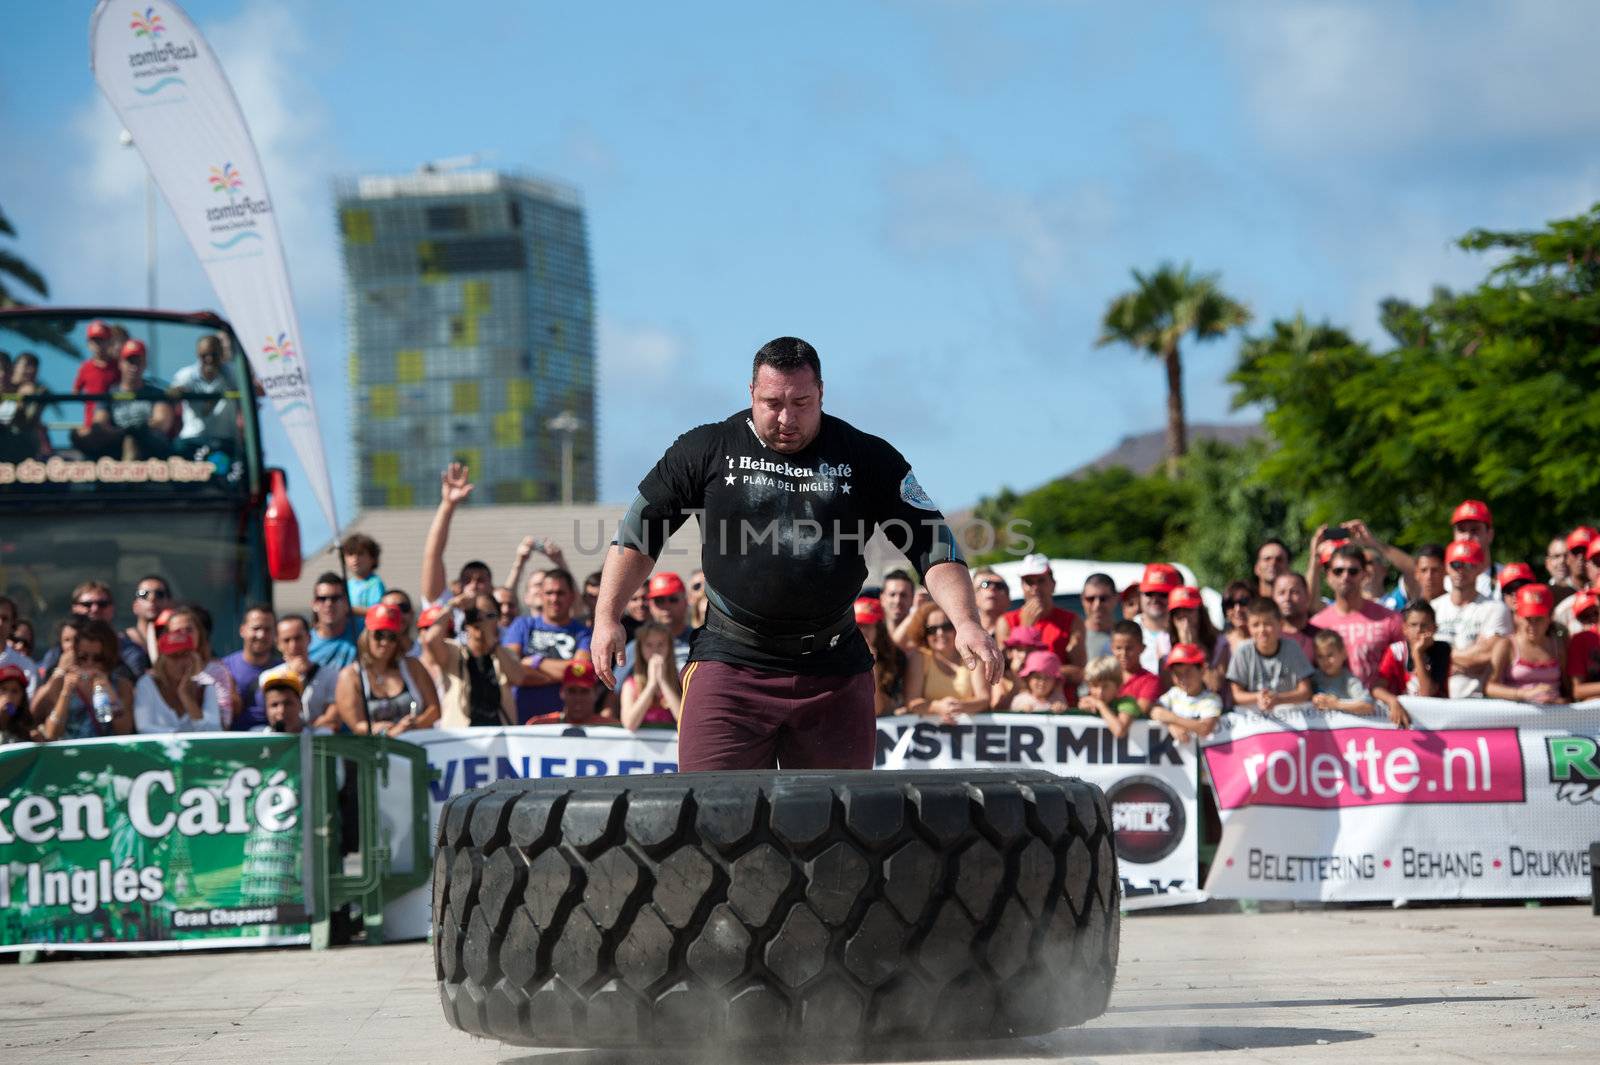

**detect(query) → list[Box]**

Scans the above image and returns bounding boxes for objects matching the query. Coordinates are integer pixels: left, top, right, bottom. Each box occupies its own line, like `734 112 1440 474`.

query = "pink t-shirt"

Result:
1310 600 1403 689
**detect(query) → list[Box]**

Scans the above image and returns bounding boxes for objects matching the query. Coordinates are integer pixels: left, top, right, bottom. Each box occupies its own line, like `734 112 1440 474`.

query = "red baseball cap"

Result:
1445 540 1486 568
365 602 407 633
1451 499 1492 527
1566 526 1599 552
853 597 885 625
417 604 451 631
1004 624 1045 650
1139 563 1182 594
157 629 196 656
120 338 147 361
1586 539 1600 563
1166 643 1207 667
647 572 685 599
1168 586 1203 611
1514 583 1553 618
0 664 28 689
86 319 112 340
562 660 597 688
1572 590 1600 621
1496 562 1536 590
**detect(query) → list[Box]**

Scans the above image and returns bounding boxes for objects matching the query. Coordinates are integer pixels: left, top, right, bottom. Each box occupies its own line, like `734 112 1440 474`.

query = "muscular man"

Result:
592 337 999 771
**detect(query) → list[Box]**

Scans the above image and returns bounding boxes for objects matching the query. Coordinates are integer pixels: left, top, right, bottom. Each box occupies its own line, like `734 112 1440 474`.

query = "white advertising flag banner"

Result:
1201 699 1600 901
90 0 338 530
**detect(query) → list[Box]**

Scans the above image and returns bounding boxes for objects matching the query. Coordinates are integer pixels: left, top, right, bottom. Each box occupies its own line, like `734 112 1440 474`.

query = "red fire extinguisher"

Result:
264 468 302 582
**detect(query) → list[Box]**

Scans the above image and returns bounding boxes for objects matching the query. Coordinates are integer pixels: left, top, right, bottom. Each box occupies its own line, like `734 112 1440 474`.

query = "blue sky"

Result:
6 1 1600 549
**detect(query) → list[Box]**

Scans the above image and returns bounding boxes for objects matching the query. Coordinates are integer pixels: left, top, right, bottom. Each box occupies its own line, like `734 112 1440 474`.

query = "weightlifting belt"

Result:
702 598 857 657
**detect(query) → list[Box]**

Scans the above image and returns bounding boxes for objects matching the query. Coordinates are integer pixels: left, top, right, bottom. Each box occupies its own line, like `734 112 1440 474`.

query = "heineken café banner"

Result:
0 735 307 952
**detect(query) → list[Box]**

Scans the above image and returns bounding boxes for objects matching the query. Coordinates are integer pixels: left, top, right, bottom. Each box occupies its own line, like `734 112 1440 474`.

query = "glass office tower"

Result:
337 168 596 507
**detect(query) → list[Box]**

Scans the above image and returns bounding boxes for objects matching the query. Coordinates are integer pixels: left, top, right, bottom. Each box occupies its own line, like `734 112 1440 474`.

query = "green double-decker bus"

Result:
0 307 295 655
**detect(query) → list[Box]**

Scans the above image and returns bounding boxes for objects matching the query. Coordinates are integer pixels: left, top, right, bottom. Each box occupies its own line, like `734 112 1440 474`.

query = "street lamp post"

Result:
547 410 582 505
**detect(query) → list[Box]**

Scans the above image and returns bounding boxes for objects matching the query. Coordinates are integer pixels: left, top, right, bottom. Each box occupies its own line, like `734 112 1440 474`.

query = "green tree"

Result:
0 204 49 308
1097 263 1252 478
1178 437 1315 590
1230 204 1600 564
973 465 1193 566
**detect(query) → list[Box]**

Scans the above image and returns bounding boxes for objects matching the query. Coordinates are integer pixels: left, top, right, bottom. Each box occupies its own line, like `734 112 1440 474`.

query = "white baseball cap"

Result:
1018 553 1052 578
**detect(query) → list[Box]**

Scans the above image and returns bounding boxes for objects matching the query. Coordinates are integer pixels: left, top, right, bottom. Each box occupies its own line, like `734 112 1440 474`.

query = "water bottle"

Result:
92 682 114 727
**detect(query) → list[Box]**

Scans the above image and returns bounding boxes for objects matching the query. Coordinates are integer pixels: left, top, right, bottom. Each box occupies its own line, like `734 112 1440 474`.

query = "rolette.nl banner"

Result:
0 734 307 952
90 0 338 531
1201 698 1600 902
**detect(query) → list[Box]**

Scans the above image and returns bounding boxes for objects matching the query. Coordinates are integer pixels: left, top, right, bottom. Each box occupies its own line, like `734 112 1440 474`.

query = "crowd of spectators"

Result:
3 468 1597 748
0 322 244 465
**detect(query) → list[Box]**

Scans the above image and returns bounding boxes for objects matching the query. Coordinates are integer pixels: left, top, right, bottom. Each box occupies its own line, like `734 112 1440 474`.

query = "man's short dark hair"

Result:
243 603 275 624
1416 543 1446 563
383 589 413 613
278 613 311 635
752 336 822 385
1274 572 1309 593
314 571 344 591
137 573 170 594
882 569 915 588
1258 538 1289 556
1331 543 1366 567
543 568 577 594
1111 619 1143 643
583 570 602 589
459 561 491 582
1083 573 1116 594
1247 597 1282 620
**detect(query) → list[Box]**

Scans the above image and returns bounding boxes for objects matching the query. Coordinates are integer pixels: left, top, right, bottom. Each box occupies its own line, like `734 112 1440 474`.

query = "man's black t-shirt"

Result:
631 410 961 675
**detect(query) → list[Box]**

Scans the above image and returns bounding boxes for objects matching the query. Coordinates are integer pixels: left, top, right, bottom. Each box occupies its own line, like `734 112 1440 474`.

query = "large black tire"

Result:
433 769 1119 1047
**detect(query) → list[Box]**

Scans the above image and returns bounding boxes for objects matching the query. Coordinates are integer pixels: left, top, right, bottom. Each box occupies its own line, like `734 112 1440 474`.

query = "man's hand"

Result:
541 539 568 568
592 617 628 689
1257 689 1277 712
954 620 1001 686
440 462 474 507
1385 695 1412 728
1311 692 1334 711
515 536 537 562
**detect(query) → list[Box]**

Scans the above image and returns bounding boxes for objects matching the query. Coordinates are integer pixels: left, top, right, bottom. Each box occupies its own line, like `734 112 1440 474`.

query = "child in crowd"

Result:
1226 598 1314 711
1010 650 1070 712
1150 643 1222 739
1309 629 1376 715
1373 600 1452 727
991 625 1044 710
1078 655 1139 735
342 533 386 618
620 621 683 730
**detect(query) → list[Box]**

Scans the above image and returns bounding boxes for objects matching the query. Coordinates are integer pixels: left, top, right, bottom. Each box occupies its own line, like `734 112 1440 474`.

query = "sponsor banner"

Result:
1201 700 1600 901
90 0 338 530
875 714 1203 910
0 734 307 952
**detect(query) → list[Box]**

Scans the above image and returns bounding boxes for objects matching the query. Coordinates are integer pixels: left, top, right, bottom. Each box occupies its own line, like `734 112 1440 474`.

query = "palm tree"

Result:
1097 263 1251 478
0 203 49 308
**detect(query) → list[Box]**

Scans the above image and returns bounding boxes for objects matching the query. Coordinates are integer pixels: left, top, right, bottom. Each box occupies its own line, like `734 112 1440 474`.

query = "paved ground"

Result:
4 905 1597 1064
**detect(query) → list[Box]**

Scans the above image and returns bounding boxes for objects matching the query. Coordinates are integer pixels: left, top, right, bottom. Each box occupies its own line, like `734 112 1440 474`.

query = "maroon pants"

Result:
676 660 877 772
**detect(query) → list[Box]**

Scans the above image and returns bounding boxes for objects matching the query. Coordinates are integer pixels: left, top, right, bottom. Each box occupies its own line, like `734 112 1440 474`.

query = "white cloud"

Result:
598 316 690 379
880 153 1118 309
1219 0 1600 160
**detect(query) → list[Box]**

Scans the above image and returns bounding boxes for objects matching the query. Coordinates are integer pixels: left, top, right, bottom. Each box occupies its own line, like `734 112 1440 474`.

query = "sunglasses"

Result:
1020 575 1050 585
1081 594 1110 603
1225 598 1251 609
371 630 398 643
652 595 684 606
689 582 703 592
926 622 955 636
135 588 170 601
977 579 1008 591
460 608 493 625
1143 592 1169 601
1329 566 1362 577
1448 562 1473 572
313 594 345 603
76 599 113 610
